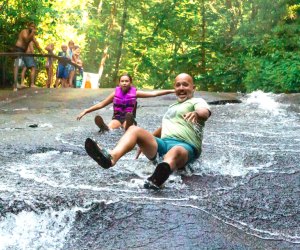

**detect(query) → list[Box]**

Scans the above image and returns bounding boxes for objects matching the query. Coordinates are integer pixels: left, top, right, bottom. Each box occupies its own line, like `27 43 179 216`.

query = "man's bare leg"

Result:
30 67 36 87
20 67 27 87
109 126 158 165
162 146 189 171
144 146 189 189
13 65 19 91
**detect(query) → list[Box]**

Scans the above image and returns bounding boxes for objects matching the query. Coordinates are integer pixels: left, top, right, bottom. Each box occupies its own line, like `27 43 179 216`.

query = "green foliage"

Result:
199 0 300 93
238 2 300 93
244 52 300 93
0 0 299 92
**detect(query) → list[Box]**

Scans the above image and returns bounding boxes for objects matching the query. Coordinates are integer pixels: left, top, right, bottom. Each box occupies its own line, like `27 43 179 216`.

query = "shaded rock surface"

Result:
0 88 299 249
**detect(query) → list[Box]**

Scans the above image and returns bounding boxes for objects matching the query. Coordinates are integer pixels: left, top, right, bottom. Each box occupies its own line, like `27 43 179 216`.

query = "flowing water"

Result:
0 90 299 249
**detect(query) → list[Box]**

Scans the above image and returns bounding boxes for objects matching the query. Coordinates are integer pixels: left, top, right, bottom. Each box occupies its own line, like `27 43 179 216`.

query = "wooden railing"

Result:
0 52 82 87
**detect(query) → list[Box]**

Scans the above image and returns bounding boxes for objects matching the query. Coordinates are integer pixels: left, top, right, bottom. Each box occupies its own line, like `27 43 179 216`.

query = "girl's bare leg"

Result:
108 119 122 130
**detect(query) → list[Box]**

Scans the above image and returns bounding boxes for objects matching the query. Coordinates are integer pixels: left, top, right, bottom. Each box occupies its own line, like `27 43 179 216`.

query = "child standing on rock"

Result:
45 43 54 88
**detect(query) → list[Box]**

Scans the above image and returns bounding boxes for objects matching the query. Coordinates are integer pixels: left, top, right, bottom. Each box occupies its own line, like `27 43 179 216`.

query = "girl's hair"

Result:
119 73 132 83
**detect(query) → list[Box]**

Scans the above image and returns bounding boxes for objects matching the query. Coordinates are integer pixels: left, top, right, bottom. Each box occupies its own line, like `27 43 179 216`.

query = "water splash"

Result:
12 108 29 111
1 91 299 248
0 208 76 250
245 90 280 113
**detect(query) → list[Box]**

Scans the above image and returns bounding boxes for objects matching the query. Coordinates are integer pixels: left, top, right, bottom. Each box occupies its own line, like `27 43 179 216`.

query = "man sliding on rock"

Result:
85 73 211 189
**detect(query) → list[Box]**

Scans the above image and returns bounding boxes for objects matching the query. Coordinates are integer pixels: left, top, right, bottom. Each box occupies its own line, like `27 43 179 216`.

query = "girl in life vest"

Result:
76 73 175 132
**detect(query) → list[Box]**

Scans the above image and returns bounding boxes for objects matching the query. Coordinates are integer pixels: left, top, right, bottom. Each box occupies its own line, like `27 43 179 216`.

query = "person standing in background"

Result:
66 40 75 87
68 45 81 88
20 41 38 88
75 58 84 88
13 22 43 91
45 43 55 88
54 44 69 88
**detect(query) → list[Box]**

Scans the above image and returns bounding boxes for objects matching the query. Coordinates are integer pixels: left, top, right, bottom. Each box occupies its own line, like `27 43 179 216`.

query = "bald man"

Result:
84 73 211 189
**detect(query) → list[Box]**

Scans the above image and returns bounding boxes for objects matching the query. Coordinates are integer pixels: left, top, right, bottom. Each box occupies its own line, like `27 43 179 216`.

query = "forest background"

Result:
0 0 299 93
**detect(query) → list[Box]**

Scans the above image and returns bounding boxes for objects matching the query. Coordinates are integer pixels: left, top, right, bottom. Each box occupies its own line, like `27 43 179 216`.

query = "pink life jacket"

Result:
113 86 137 121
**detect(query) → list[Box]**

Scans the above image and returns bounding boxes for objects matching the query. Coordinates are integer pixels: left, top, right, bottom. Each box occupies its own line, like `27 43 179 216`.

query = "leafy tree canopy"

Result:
0 0 299 93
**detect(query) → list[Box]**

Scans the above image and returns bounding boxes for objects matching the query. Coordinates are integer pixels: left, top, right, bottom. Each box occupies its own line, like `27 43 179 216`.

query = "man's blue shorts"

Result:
23 56 36 68
154 137 198 163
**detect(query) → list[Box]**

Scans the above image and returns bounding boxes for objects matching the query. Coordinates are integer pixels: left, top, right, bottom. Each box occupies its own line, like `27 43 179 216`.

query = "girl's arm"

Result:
136 89 175 98
76 92 114 120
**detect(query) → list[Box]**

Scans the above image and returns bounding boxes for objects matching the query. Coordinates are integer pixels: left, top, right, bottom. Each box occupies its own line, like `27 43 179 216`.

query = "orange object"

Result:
85 80 91 88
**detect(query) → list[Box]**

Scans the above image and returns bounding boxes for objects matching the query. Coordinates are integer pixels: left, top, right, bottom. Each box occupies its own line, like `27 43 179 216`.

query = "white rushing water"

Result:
0 208 75 250
0 90 299 248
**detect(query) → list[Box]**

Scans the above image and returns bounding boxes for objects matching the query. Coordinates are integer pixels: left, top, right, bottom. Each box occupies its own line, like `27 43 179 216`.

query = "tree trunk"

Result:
98 46 109 80
112 0 128 84
200 0 206 75
97 0 103 14
133 0 178 79
98 0 118 86
250 0 258 20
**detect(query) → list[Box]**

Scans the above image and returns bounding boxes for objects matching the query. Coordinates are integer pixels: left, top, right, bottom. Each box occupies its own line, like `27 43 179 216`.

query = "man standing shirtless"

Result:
13 22 43 91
